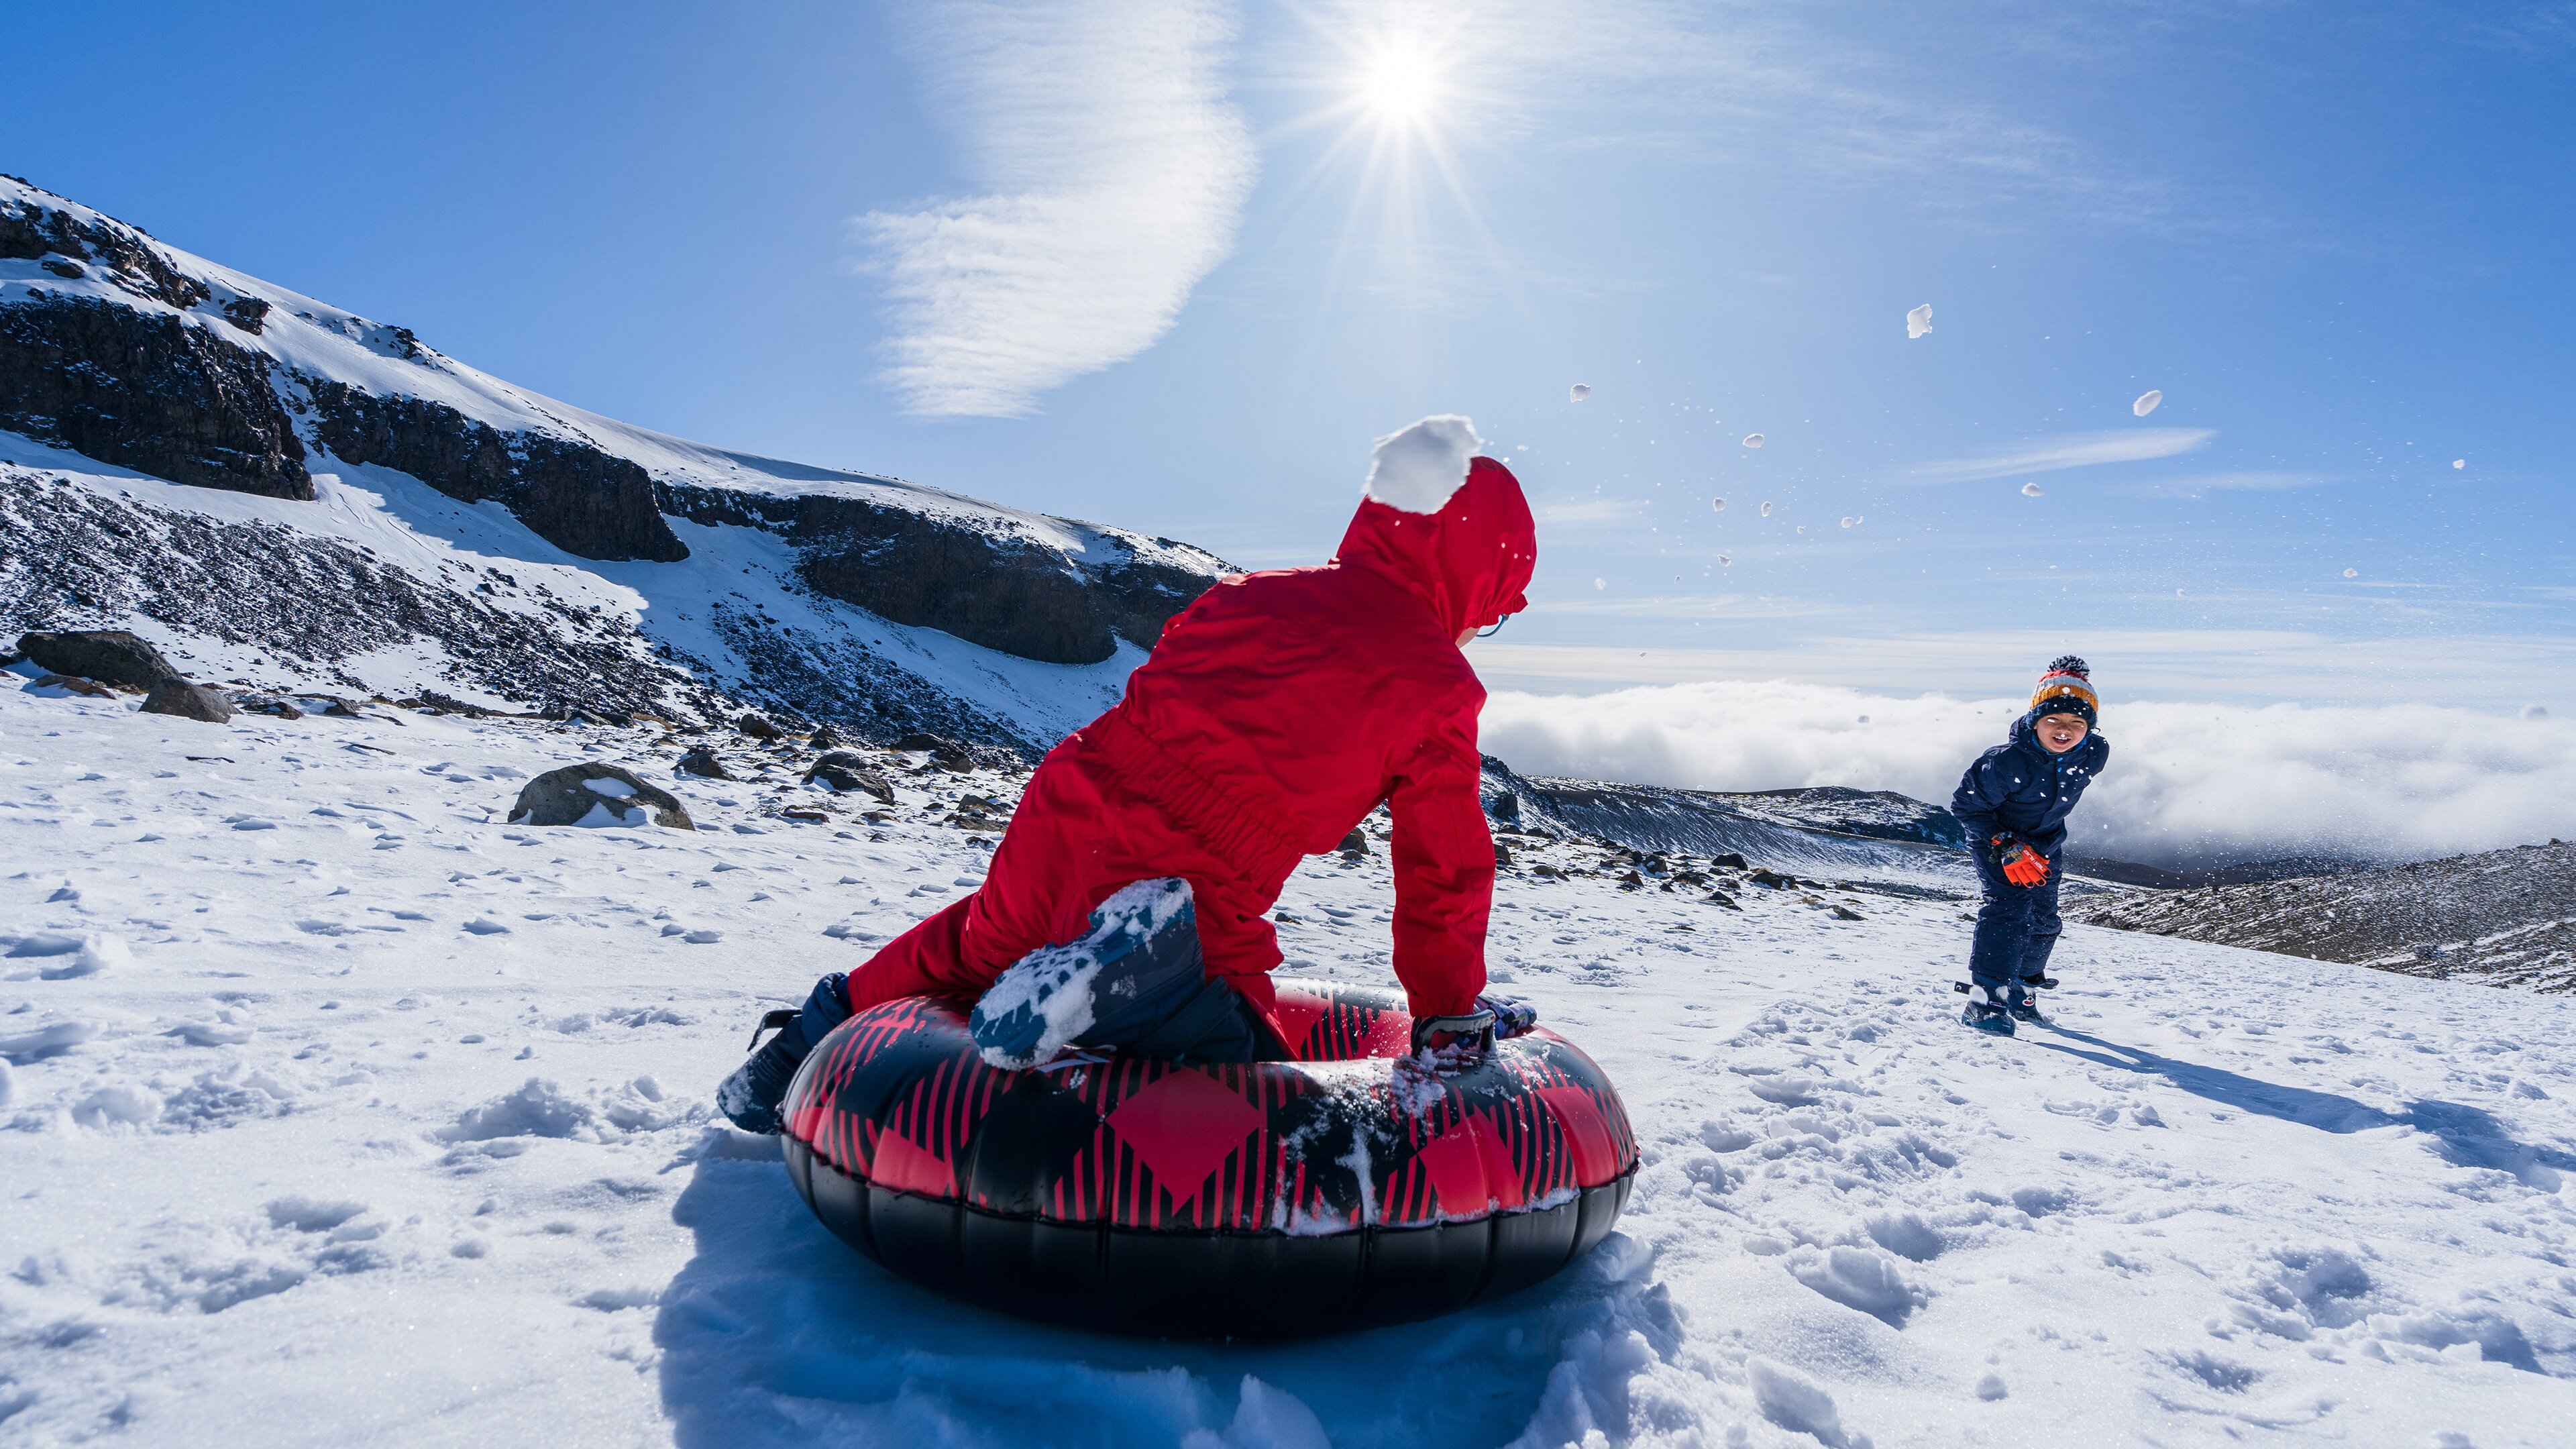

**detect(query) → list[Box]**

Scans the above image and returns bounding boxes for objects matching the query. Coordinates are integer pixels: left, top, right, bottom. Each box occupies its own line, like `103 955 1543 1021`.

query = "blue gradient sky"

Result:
10 1 2570 706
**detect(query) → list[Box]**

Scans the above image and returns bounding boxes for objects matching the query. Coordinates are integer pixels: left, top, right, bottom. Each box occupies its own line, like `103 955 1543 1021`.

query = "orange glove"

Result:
1996 837 2050 888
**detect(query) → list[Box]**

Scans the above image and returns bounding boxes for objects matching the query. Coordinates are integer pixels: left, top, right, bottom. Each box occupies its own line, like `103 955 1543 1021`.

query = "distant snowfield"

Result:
3 680 2572 1448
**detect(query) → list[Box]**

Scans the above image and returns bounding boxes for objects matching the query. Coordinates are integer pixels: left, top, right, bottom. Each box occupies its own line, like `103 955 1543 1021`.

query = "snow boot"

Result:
717 972 851 1135
2006 977 2048 1026
1955 981 2016 1036
970 878 1203 1069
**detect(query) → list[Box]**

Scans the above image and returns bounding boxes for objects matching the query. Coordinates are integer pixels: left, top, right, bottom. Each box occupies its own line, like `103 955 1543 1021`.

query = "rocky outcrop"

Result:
16 629 182 689
659 483 1223 665
304 380 685 564
1 190 210 311
509 763 694 830
0 294 311 499
140 678 234 722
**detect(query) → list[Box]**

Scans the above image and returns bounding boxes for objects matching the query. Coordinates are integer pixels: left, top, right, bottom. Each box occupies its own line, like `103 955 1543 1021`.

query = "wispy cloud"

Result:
2125 470 2327 498
863 0 1257 417
1901 428 2216 486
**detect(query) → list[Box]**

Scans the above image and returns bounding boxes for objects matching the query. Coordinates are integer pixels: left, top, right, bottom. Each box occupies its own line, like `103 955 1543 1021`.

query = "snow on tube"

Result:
779 977 1637 1338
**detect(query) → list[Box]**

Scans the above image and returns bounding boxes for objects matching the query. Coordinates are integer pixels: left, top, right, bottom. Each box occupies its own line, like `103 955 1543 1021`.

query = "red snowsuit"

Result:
842 456 1537 1038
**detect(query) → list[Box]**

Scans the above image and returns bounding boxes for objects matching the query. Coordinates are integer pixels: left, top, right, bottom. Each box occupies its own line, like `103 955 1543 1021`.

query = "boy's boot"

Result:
1957 980 2016 1036
717 972 852 1135
2006 977 2047 1026
971 878 1203 1069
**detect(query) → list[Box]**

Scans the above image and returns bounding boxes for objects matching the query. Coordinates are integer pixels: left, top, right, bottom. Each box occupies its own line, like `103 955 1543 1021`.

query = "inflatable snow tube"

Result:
779 978 1637 1338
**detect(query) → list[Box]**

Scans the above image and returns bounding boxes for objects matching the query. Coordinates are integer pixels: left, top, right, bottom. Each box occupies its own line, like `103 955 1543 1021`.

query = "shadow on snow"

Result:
651 1134 1684 1449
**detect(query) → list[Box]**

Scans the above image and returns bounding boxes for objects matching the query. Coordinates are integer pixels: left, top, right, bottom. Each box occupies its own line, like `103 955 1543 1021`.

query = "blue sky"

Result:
11 0 2571 706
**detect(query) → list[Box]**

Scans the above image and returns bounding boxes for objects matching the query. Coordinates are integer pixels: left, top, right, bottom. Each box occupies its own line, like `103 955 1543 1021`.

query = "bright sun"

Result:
1354 40 1442 127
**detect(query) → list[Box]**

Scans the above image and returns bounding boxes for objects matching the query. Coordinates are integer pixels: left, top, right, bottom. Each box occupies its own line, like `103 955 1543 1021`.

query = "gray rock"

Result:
16 629 182 689
508 763 694 830
140 678 234 722
737 712 782 740
805 752 894 802
1338 829 1369 858
676 745 735 780
807 724 842 751
32 674 115 698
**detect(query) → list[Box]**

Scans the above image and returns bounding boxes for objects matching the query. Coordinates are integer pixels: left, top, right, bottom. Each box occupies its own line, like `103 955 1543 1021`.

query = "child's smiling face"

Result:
2035 712 2090 754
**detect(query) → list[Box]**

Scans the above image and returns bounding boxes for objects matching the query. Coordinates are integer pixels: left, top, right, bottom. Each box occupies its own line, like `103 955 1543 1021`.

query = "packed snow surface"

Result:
3 681 2572 1447
1364 415 1483 515
1906 305 1933 339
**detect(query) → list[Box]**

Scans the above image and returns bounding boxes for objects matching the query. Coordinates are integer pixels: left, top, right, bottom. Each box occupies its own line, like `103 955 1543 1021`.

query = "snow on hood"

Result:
1334 454 1536 637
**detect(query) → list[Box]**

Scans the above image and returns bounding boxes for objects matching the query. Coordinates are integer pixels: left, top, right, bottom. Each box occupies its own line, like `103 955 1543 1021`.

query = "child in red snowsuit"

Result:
720 419 1536 1132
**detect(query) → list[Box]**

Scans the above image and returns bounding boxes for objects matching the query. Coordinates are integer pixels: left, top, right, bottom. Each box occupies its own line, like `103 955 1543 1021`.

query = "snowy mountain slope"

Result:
6 678 2572 1447
2074 840 2576 994
0 176 1230 751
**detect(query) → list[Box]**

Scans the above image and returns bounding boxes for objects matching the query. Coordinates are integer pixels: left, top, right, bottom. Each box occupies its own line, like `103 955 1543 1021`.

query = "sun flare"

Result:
1354 40 1442 127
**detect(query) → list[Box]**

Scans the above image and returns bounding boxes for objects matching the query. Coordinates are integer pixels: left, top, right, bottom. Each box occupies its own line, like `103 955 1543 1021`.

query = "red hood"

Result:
1333 455 1536 637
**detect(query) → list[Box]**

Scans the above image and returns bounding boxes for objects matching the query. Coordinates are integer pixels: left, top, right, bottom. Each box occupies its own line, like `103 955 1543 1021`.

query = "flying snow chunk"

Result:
2021 482 2045 496
1760 501 1774 517
1593 578 1606 590
2453 458 2466 469
1569 384 1591 402
2133 390 2163 417
1907 304 1933 339
1742 433 1766 448
1719 555 1732 566
1365 415 1481 514
1840 517 1854 529
2343 568 2359 578
1711 497 1725 511
2177 588 2188 597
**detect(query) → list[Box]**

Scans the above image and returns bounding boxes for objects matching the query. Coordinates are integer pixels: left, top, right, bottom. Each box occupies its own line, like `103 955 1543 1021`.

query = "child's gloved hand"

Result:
1994 836 2050 887
1479 992 1538 1039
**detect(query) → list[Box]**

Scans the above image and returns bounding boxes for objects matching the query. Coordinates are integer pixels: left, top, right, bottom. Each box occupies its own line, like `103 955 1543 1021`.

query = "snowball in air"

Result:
1593 578 1605 590
2453 459 2465 469
2343 568 2359 578
1570 384 1591 402
1760 500 1774 517
2021 482 2045 496
2132 390 2163 417
1365 415 1481 514
1839 517 1854 528
1711 497 1725 511
1742 433 1765 448
1718 555 1731 566
1907 304 1933 339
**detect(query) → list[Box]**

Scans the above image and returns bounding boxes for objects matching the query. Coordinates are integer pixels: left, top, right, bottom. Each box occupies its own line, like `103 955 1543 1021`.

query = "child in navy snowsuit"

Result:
1950 657 2110 1034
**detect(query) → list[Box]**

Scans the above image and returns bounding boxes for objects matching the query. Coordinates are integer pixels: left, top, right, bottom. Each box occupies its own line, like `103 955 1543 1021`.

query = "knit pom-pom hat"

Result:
2029 654 2099 726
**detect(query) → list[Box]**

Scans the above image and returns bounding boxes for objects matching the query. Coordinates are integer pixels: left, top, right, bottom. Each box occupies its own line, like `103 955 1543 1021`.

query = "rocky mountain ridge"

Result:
0 176 1230 751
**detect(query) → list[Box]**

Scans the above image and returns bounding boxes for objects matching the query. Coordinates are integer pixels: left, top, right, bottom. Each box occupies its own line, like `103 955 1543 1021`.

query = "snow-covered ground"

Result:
4 676 2572 1448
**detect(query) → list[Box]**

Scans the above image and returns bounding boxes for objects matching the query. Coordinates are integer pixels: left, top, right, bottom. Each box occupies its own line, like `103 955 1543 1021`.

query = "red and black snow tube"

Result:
779 978 1637 1338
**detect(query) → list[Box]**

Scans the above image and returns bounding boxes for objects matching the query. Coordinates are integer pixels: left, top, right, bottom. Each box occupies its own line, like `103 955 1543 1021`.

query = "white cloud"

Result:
1902 428 2216 486
2125 470 2327 498
863 0 1257 417
1479 679 2576 867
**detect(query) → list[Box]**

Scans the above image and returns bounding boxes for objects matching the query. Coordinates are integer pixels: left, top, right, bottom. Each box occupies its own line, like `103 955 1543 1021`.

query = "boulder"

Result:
737 712 783 741
508 763 694 830
16 630 182 690
1338 829 1369 858
140 678 235 722
1711 853 1750 871
805 752 894 802
893 733 975 772
676 745 735 780
239 696 306 720
808 724 842 751
1493 839 1513 867
31 674 115 698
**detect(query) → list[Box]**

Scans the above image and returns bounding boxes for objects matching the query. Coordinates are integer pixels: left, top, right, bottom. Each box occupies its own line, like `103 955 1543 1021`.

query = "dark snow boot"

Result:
717 972 851 1134
1955 981 2016 1036
2006 977 2048 1026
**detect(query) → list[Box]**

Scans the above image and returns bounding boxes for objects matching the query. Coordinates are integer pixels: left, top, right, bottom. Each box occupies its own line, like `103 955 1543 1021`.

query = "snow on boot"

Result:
1955 981 2016 1036
970 878 1197 1069
717 972 851 1134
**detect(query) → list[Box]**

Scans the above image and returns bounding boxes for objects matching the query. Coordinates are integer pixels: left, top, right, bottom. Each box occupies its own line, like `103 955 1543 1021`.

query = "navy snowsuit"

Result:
1951 706 2110 992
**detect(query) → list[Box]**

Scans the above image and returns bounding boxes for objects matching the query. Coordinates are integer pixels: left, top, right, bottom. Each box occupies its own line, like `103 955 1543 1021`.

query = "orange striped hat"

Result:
2030 655 2098 724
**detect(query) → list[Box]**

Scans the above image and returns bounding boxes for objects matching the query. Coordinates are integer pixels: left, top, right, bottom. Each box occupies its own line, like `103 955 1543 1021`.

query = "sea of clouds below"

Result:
1479 680 2575 869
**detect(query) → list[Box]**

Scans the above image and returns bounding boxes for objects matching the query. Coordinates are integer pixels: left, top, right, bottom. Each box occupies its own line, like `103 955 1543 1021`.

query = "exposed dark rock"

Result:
17 629 182 688
1493 839 1513 867
303 380 685 563
1 193 211 309
219 296 270 334
239 696 305 719
1712 852 1749 871
1 470 722 721
893 731 976 773
736 712 782 740
1338 829 1369 857
509 763 693 830
1747 867 1794 889
807 724 841 751
804 752 894 802
32 673 115 698
0 294 311 499
141 678 234 722
658 482 1224 665
40 259 82 279
676 745 735 780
